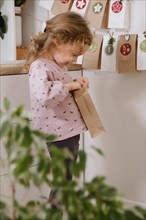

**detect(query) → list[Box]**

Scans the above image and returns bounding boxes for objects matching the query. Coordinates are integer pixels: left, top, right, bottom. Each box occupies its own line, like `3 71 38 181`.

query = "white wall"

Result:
83 1 146 208
0 0 16 61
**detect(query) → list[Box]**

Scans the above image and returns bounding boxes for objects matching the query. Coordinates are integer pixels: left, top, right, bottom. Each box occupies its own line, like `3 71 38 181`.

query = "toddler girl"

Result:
25 11 93 204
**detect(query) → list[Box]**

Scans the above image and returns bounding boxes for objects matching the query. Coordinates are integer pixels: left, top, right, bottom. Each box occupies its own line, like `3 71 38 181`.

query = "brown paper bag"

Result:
73 87 105 138
82 34 103 69
117 34 137 73
52 0 74 15
85 0 109 29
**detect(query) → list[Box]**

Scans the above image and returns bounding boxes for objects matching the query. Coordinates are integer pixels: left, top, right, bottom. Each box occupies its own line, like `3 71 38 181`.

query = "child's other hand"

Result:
65 81 81 91
74 77 89 88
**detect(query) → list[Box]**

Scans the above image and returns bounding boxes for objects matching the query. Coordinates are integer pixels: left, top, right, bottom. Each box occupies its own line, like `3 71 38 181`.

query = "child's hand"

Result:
74 77 89 88
65 81 81 91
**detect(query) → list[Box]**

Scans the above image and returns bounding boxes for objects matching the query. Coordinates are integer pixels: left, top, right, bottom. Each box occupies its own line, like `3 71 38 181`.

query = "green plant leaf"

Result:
0 201 6 210
12 105 23 117
134 206 146 218
0 120 11 138
124 210 143 220
3 97 10 111
91 146 105 157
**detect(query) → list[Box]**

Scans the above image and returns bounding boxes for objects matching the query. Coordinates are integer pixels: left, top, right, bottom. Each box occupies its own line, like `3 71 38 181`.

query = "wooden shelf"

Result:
0 60 27 76
16 47 27 60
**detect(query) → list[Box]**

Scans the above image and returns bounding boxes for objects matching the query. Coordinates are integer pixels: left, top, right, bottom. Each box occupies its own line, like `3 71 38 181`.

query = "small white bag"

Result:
108 0 130 29
70 0 90 16
101 34 118 72
137 33 146 71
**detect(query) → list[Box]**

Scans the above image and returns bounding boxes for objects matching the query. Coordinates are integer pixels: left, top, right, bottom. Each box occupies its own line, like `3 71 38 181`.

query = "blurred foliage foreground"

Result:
0 98 146 220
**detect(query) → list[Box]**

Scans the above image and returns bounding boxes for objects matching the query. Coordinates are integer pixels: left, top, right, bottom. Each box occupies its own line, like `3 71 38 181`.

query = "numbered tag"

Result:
112 0 123 13
140 39 146 52
89 42 98 53
92 2 103 14
120 43 131 56
137 33 146 70
71 0 89 16
76 0 86 9
105 44 114 55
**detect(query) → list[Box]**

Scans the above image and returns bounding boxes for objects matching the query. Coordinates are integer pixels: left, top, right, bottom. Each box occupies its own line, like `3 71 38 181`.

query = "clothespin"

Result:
125 31 130 41
143 31 146 38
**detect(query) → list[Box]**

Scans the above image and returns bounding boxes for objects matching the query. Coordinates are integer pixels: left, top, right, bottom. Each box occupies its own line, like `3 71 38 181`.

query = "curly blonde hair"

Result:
24 12 93 72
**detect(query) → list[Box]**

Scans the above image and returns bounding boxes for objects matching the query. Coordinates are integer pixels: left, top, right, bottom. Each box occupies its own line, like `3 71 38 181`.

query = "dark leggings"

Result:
47 134 80 180
46 135 80 202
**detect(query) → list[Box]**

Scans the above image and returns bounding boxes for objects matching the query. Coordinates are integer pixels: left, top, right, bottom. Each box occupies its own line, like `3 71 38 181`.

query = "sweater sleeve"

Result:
29 67 69 108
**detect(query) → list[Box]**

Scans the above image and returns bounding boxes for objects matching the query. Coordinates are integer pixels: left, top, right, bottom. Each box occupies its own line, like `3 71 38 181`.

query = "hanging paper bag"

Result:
82 34 103 69
70 0 90 16
117 34 137 73
52 0 74 15
73 87 105 138
101 34 118 72
137 33 146 71
85 0 109 29
108 0 130 29
39 0 54 11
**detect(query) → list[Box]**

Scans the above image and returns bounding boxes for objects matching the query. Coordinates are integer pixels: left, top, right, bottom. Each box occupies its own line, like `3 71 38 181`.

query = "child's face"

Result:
52 43 89 67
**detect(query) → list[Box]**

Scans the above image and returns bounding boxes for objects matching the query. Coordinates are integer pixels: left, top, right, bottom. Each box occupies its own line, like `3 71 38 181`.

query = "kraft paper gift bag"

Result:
137 33 146 71
39 0 54 10
85 0 109 29
108 0 130 29
70 0 90 16
101 34 118 72
117 34 137 73
82 34 103 69
73 87 105 138
52 0 74 15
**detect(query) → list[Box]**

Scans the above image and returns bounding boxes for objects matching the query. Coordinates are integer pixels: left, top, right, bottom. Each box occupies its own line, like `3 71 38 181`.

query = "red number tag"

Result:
120 43 131 56
112 1 123 13
76 0 86 9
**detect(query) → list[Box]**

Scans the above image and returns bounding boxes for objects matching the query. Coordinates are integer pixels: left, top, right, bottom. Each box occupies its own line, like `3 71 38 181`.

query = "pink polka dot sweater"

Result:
29 59 87 140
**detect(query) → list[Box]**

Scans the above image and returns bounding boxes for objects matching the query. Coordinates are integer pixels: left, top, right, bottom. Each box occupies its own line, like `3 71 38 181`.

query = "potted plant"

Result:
0 98 146 220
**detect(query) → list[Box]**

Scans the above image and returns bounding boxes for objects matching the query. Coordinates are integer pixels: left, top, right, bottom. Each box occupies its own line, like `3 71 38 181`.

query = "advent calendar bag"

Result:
117 34 137 73
70 0 90 16
52 0 74 15
85 0 109 29
82 34 103 69
101 34 118 72
137 33 146 71
73 87 105 138
39 0 54 11
108 0 130 29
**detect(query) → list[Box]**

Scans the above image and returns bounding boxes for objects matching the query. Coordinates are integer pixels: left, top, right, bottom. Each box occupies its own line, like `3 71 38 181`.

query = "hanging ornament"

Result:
112 0 123 13
92 2 103 14
105 33 115 55
76 0 86 10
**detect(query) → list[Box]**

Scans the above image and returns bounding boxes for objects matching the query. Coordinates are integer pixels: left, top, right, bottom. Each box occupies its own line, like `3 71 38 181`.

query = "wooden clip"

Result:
143 31 146 38
125 32 130 41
